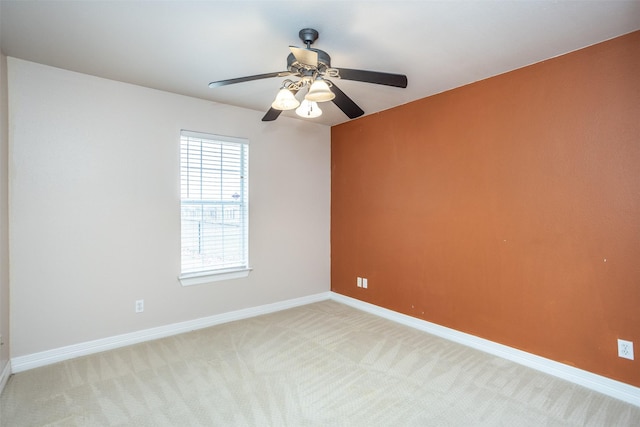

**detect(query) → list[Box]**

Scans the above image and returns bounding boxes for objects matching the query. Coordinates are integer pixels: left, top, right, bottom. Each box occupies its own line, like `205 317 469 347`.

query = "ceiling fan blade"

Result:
261 108 283 122
289 46 318 67
329 82 365 119
335 68 408 88
209 71 290 88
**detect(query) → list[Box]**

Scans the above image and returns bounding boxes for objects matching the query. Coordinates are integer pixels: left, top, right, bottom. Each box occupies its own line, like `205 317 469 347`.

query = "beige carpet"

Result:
1 300 639 426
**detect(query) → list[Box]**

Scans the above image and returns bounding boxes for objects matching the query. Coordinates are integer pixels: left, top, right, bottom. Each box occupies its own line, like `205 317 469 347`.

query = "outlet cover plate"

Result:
618 339 634 360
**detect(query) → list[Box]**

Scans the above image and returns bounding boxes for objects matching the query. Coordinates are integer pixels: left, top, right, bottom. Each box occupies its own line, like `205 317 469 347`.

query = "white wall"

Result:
8 58 330 358
0 52 10 373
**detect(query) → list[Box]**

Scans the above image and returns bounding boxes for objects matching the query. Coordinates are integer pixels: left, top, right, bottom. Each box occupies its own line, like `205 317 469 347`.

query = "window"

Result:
179 130 249 285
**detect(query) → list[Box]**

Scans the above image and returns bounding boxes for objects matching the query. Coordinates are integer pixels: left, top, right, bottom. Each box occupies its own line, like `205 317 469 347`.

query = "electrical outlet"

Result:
135 299 144 313
618 339 634 360
362 278 368 289
357 277 362 287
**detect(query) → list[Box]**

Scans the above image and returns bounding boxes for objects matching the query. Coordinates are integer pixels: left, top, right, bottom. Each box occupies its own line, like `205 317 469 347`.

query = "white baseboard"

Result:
0 360 10 395
9 290 639 407
11 291 332 373
330 292 640 407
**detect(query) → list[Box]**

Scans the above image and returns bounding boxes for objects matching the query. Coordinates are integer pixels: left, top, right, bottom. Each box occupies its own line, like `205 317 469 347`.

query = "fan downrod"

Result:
299 28 319 48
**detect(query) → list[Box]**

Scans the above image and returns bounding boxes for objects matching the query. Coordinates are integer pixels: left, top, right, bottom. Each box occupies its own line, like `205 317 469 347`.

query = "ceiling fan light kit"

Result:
271 87 300 110
208 28 408 122
296 99 322 118
305 79 336 103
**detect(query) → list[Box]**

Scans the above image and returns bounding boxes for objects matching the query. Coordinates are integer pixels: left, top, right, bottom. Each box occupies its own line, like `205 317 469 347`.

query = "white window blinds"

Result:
180 131 249 275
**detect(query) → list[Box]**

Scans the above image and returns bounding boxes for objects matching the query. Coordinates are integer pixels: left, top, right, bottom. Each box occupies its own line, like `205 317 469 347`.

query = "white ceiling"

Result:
1 1 639 126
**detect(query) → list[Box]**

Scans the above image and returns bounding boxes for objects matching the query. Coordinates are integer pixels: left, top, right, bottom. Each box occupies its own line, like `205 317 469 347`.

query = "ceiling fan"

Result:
208 28 408 122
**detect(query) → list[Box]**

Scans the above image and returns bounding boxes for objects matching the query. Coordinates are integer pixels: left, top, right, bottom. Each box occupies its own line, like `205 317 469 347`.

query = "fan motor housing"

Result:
287 49 331 73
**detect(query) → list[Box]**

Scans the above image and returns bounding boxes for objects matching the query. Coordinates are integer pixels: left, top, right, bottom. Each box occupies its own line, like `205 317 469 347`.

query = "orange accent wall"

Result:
331 31 640 387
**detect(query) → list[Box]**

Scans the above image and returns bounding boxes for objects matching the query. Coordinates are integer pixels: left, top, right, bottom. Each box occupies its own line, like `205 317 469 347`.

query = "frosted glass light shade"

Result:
305 79 335 102
271 88 300 110
296 99 322 118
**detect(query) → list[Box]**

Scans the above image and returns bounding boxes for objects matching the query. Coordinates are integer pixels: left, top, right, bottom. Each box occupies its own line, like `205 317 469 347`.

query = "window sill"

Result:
179 268 252 287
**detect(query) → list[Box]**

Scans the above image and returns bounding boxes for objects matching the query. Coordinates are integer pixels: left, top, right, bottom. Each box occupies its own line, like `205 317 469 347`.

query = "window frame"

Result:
178 130 250 286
